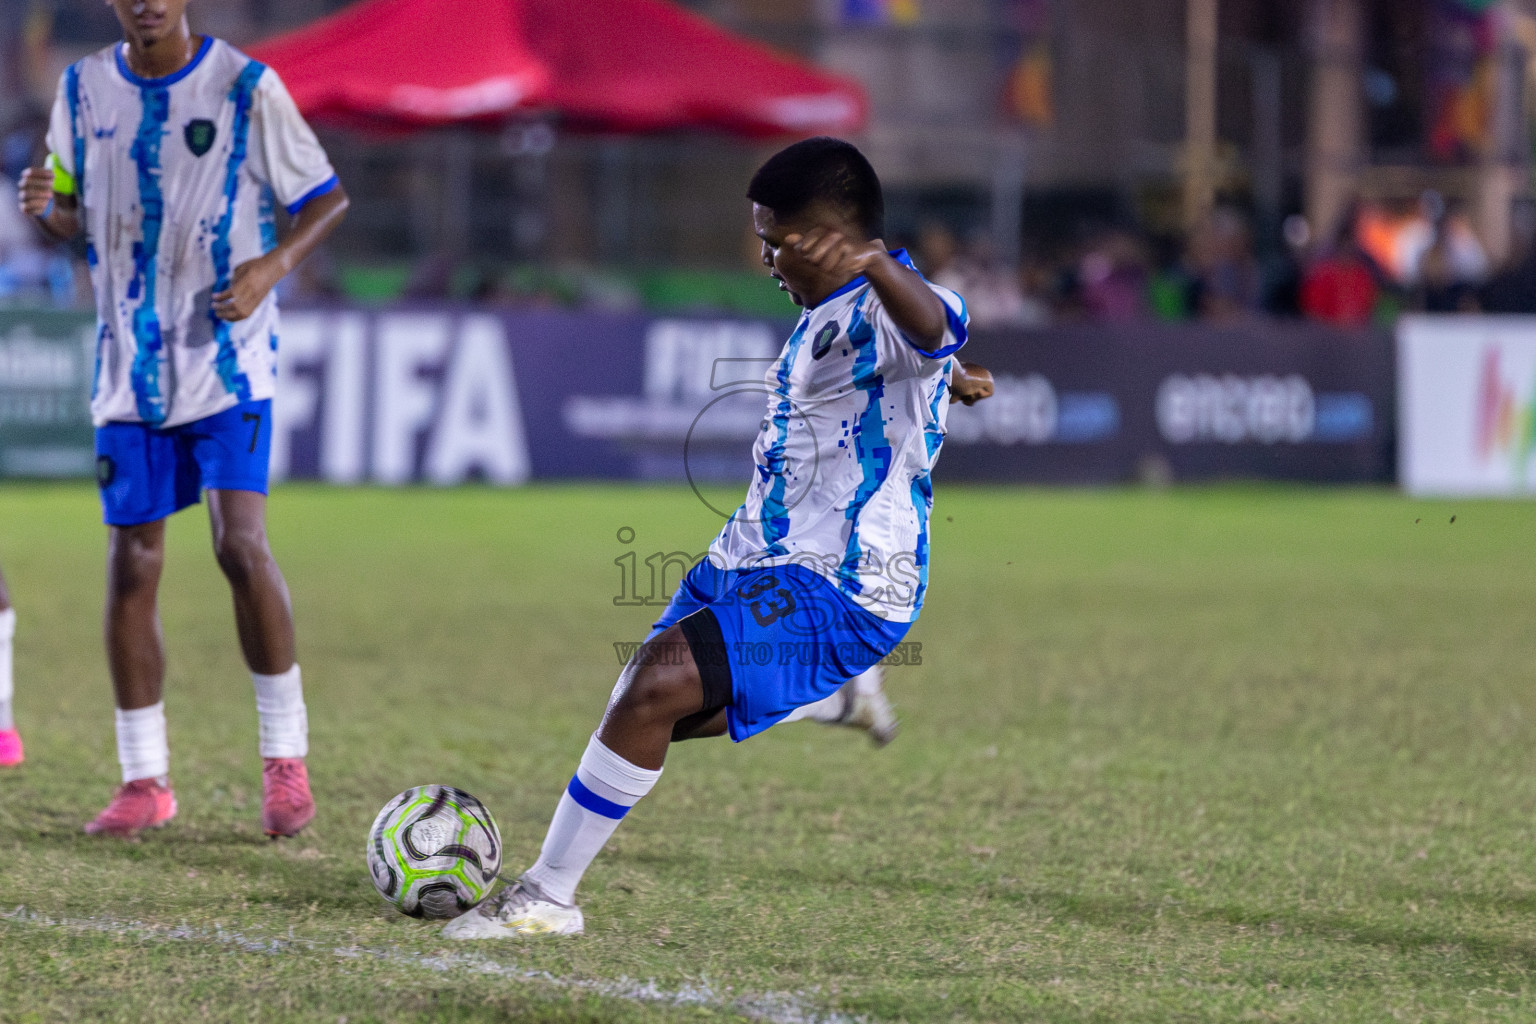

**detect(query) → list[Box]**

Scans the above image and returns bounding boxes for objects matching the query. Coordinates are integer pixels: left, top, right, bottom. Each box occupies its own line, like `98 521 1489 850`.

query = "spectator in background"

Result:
1184 207 1261 321
919 222 1044 328
1258 215 1309 318
0 117 75 306
915 220 959 282
1411 196 1488 313
1400 192 1489 297
1479 203 1536 313
1074 226 1150 323
1299 203 1381 328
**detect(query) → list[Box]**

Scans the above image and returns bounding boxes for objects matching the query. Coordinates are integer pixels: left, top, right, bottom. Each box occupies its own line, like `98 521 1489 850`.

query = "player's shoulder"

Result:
198 38 275 88
67 43 121 84
891 248 965 311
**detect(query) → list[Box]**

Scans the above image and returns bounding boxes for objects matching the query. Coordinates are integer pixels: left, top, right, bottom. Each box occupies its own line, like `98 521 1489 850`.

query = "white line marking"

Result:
2 905 863 1024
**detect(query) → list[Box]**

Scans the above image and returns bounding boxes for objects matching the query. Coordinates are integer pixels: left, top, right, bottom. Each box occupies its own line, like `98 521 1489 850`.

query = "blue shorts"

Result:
648 560 910 742
95 399 272 527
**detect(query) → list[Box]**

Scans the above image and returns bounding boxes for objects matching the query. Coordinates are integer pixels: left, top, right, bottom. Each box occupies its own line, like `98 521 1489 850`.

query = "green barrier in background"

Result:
0 309 97 479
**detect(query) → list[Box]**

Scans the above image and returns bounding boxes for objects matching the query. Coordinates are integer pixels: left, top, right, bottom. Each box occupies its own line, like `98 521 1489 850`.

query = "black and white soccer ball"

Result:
366 785 502 920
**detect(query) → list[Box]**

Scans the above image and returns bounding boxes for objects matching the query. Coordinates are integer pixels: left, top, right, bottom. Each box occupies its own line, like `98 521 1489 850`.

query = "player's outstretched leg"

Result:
778 664 898 746
0 568 22 767
444 625 707 940
207 490 313 839
87 522 177 836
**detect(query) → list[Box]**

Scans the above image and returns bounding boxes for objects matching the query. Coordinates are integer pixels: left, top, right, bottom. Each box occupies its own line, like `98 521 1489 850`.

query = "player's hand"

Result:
779 227 886 283
213 254 283 322
17 166 56 218
951 361 994 406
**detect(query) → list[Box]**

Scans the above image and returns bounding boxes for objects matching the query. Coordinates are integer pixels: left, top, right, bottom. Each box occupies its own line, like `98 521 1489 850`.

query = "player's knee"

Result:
615 636 704 724
620 663 695 722
108 529 163 593
212 528 269 588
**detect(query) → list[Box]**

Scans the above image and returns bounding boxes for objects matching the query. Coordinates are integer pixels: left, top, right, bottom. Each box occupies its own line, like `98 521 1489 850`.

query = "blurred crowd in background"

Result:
12 166 1536 328
6 0 1536 329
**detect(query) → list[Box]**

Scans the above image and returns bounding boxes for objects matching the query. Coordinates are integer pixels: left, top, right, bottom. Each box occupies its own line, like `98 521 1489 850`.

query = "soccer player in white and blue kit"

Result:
17 0 347 838
447 138 994 938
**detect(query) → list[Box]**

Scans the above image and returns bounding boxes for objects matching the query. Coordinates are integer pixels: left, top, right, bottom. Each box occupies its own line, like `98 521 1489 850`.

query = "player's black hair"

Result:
746 137 885 240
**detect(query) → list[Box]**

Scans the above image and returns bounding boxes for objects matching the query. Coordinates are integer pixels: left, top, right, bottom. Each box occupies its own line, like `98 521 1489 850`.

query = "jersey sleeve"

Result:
871 279 969 375
44 72 78 195
250 68 338 215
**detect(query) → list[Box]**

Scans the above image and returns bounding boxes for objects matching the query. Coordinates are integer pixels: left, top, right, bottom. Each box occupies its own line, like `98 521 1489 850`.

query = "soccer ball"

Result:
366 785 502 920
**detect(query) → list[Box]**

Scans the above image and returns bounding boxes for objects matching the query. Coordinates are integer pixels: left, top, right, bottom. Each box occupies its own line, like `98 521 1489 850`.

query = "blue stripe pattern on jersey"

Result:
566 775 630 820
909 471 932 608
208 60 266 403
838 296 892 593
258 184 277 253
65 64 85 200
759 316 813 555
924 367 950 460
67 64 101 398
905 367 949 610
127 85 171 425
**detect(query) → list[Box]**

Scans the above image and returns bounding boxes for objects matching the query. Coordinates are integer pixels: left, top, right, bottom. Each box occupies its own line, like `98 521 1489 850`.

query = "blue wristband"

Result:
38 197 54 221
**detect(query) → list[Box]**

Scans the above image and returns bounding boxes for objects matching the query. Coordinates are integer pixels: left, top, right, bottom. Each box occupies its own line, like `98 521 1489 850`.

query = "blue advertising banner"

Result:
944 322 1395 484
1 306 1394 485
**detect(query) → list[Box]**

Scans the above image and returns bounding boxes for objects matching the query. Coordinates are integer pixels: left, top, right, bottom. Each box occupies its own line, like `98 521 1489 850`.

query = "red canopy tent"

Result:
246 0 868 138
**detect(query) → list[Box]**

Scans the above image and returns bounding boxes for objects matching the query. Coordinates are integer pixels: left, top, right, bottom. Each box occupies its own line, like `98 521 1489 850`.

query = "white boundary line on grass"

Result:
2 905 864 1024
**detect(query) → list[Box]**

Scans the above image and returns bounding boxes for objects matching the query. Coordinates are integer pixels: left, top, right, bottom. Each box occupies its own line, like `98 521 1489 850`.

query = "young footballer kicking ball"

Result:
446 137 992 939
17 0 347 837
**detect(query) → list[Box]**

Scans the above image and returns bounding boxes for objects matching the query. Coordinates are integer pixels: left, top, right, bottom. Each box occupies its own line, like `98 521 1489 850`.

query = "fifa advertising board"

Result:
0 309 96 479
0 306 1394 485
1399 316 1536 496
268 311 1392 486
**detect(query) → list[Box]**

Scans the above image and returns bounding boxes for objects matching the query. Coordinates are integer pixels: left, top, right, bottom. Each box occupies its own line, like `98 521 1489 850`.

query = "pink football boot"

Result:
0 727 23 767
261 757 315 838
84 778 177 836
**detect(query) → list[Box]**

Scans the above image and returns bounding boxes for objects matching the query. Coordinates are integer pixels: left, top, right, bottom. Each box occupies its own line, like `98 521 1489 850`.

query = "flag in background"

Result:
997 0 1051 127
1426 0 1500 162
840 0 920 26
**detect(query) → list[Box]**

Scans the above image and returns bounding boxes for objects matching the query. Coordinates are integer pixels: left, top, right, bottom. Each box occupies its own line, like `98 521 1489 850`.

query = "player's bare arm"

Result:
951 361 994 405
212 186 348 322
16 165 80 242
784 227 949 350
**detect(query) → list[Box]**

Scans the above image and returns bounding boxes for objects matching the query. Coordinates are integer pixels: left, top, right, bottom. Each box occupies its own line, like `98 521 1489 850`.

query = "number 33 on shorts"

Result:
739 574 797 626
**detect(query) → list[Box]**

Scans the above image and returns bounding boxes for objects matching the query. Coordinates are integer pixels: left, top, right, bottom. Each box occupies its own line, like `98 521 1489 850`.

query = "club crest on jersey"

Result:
811 322 840 360
184 119 217 157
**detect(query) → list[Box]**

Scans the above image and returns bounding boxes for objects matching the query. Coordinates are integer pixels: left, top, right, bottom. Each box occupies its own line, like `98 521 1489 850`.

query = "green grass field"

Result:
2 482 1536 1023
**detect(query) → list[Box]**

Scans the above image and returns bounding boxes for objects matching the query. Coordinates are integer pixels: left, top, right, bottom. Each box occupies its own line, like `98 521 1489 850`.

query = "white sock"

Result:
780 688 847 724
252 664 308 759
0 608 14 732
781 664 884 724
850 663 884 696
522 733 661 906
116 702 169 783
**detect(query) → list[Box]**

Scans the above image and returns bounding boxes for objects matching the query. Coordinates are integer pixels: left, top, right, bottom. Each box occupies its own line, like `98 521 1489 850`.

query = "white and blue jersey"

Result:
708 250 968 623
46 37 338 429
